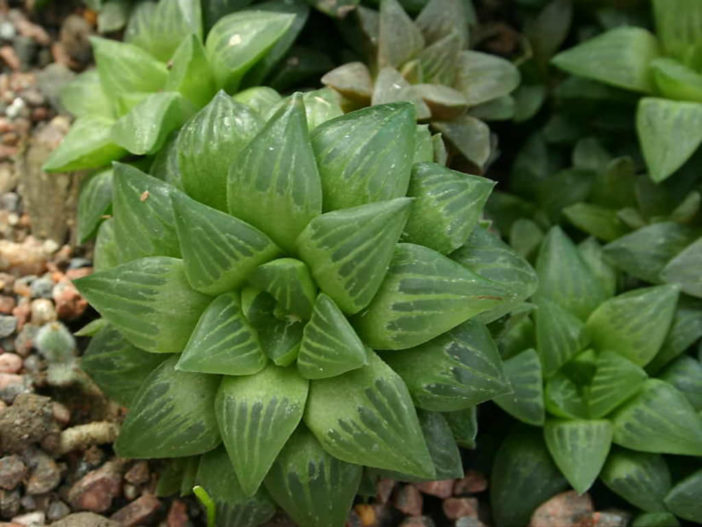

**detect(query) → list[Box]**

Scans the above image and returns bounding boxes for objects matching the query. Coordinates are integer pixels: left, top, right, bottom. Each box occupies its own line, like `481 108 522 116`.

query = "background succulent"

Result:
73 93 536 525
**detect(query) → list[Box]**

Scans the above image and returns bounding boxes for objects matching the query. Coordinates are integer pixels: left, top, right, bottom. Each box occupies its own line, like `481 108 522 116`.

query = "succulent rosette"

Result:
74 90 536 525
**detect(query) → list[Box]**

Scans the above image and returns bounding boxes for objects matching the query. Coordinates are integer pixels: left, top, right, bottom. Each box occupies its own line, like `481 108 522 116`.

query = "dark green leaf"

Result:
661 237 702 298
494 349 545 426
535 299 586 377
578 238 617 299
563 203 628 242
664 469 702 522
248 258 317 320
444 406 478 448
647 297 702 373
77 169 113 243
544 371 589 419
588 351 647 418
659 356 702 411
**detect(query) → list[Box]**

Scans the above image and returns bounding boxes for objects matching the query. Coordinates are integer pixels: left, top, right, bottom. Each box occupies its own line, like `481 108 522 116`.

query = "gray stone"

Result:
0 488 20 519
11 36 36 71
25 449 61 495
0 315 17 337
46 500 70 522
51 512 120 527
36 64 75 113
30 277 54 299
0 455 26 490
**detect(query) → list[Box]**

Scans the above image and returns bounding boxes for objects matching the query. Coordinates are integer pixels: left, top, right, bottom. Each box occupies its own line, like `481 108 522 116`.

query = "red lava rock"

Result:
0 354 22 374
166 500 188 527
68 461 122 513
124 461 150 486
454 470 488 495
415 479 454 499
443 497 479 520
0 296 16 314
110 494 161 526
52 280 87 320
0 456 26 490
0 47 20 72
376 478 395 504
530 491 594 527
393 484 423 516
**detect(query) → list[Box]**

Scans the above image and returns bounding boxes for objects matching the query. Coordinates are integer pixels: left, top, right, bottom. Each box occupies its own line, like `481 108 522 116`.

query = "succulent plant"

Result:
488 226 702 527
321 0 520 172
74 93 535 525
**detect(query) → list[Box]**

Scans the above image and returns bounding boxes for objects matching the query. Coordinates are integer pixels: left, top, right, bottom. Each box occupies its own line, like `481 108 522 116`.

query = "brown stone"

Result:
393 484 423 516
124 461 149 486
166 500 188 527
53 280 87 320
25 450 61 495
530 491 594 527
110 494 161 526
0 237 50 276
454 470 488 495
50 512 119 527
415 479 454 499
0 354 21 374
443 497 478 520
0 393 52 453
0 456 26 490
399 517 435 527
68 462 122 513
0 297 16 315
574 511 631 527
0 47 20 72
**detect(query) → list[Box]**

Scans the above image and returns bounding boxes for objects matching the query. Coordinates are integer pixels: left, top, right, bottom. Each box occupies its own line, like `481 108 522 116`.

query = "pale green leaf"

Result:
415 0 468 48
377 0 424 69
432 115 491 171
77 169 113 243
165 34 217 108
544 371 589 420
653 0 702 66
417 32 461 86
131 0 203 62
454 51 520 106
535 299 586 377
232 86 283 116
661 237 702 298
494 349 544 426
371 68 430 120
94 219 121 272
248 258 317 320
578 238 617 299
651 58 702 103
588 351 647 418
320 62 373 105
60 70 113 119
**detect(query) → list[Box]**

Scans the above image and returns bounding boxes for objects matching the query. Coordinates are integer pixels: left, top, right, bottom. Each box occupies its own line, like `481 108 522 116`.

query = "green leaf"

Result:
60 70 113 119
432 115 491 171
264 427 362 527
535 299 586 377
123 1 157 51
384 319 509 411
444 406 478 448
659 356 702 411
296 198 411 315
215 364 309 496
468 95 516 121
320 62 373 105
202 0 256 30
651 58 702 103
42 117 126 173
377 0 425 69
355 243 510 350
248 258 317 320
233 86 283 116
115 356 221 458
311 103 416 211
491 427 568 527
551 27 660 93
177 293 266 376
165 34 217 108
494 349 545 426
454 51 520 106
664 469 702 522
611 379 702 455
562 203 628 242
196 447 276 527
97 1 129 33
417 33 461 86
111 92 194 155
647 297 702 373
544 369 589 419
74 257 210 354
77 169 113 243
416 410 463 480
371 68 431 121
143 0 203 61
661 237 702 298
112 164 181 262
297 293 368 379
205 10 295 92
403 162 494 255
535 226 608 320
578 238 617 299
304 351 434 479
637 97 702 183
544 419 612 494
585 285 679 366
178 91 262 212
94 219 121 272
91 36 168 98
632 512 680 527
588 351 648 418
525 0 573 67
600 449 672 513
653 0 702 66
415 0 468 49
228 94 321 252
81 325 166 407
172 192 280 296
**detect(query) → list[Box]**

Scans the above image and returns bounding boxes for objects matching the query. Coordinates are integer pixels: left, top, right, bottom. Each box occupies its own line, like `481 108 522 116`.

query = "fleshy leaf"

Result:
74 257 211 354
494 349 545 426
647 296 702 373
562 203 628 242
165 34 217 108
215 364 309 496
60 70 113 119
651 57 702 103
652 0 702 66
228 94 322 252
77 169 113 243
404 162 494 255
248 259 316 320
115 356 221 458
535 299 586 377
132 0 203 61
355 243 510 350
444 406 478 449
377 0 424 69
304 351 434 479
664 469 702 522
94 219 121 272
310 103 416 211
81 325 166 407
454 51 520 106
371 68 431 120
296 198 411 315
384 319 509 411
588 351 648 418
172 192 280 295
551 27 660 93
578 237 617 298
415 0 468 48
661 237 702 298
585 285 679 366
178 91 262 211
417 33 461 86
233 86 283 116
659 356 702 411
297 293 368 380
544 419 612 494
177 293 267 376
416 411 463 480
545 371 589 420
601 449 671 513
611 379 702 455
432 115 491 171
264 427 362 527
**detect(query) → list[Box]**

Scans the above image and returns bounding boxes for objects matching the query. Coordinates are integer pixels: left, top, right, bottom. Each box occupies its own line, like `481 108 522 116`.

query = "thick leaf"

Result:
418 33 461 86
416 411 463 480
111 92 194 155
588 351 647 418
662 237 702 298
74 257 210 354
265 428 362 527
585 285 679 366
215 364 309 496
377 0 424 69
562 203 628 242
653 0 702 66
651 58 702 103
296 198 411 315
637 97 702 183
415 0 468 48
525 0 573 67
297 293 367 379
432 115 491 171
544 419 612 494
320 62 373 105
535 226 608 320
611 379 702 455
454 51 520 106
304 351 434 479
544 371 589 420
203 0 256 30
112 164 181 262
355 243 510 350
384 319 509 411
60 70 113 119
468 95 515 121
664 469 702 522
578 238 617 299
177 293 266 376
115 356 220 458
647 297 702 373
178 91 262 211
311 103 416 211
248 258 316 320
233 86 283 117
150 134 183 188
494 349 545 426
172 192 280 295
631 512 680 527
42 117 126 173
404 162 494 255
302 88 343 131
371 68 431 120
98 1 130 33
444 406 478 448
205 10 295 92
228 94 321 252
81 325 166 407
535 299 586 377
601 449 672 513
491 427 568 527
94 219 121 272
134 0 203 61
551 27 660 93
165 34 217 108
77 169 113 243
659 356 702 411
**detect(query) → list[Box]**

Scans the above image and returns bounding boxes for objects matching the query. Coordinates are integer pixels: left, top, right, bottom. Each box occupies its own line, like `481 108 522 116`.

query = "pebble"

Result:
9 511 43 526
0 393 53 453
530 491 594 527
393 484 423 517
0 354 21 374
400 517 435 527
11 37 36 71
166 500 188 527
454 471 488 495
0 489 20 518
122 484 138 501
46 500 70 522
455 518 486 527
0 456 26 491
50 512 119 527
59 16 92 65
52 281 86 320
13 325 37 357
0 47 20 72
29 299 55 325
0 373 23 394
0 316 16 338
124 461 149 486
67 461 122 513
0 22 16 41
0 296 16 314
415 480 455 499
25 450 60 495
443 497 478 520
376 478 395 504
110 494 161 526
29 277 52 299
51 402 70 426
